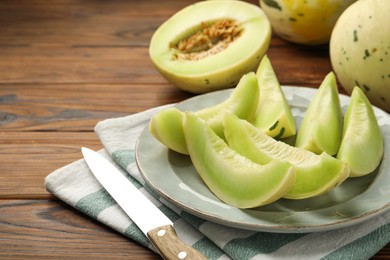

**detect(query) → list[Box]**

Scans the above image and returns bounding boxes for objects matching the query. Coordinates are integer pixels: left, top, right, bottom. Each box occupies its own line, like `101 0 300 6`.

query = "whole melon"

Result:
260 0 356 45
330 0 390 111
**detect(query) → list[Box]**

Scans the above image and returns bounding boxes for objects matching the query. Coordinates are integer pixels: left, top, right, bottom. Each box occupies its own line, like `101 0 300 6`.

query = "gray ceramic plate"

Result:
136 86 390 233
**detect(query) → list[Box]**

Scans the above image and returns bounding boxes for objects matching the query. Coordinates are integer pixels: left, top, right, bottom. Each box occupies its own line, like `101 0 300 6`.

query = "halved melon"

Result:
224 113 349 199
183 112 295 208
295 72 343 155
337 87 384 177
149 72 259 154
149 1 271 93
253 55 296 139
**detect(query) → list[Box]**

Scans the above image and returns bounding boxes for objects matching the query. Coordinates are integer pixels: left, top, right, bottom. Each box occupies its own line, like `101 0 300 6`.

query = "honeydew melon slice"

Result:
149 0 271 93
149 72 259 154
337 87 384 177
295 72 343 155
253 55 296 139
224 113 349 199
183 112 295 208
149 107 187 154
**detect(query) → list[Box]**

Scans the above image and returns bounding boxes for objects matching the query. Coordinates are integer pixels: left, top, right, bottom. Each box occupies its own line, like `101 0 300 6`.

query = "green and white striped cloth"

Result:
45 104 390 260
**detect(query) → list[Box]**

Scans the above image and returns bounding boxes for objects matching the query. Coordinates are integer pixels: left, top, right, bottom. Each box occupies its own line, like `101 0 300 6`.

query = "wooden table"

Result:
0 0 388 259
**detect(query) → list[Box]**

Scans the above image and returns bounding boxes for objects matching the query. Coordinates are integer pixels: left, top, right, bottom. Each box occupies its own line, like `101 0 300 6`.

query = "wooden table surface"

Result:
0 0 388 259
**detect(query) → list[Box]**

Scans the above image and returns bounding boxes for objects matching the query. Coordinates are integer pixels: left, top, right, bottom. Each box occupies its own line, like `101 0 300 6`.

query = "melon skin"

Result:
260 0 356 45
330 0 390 111
149 0 271 93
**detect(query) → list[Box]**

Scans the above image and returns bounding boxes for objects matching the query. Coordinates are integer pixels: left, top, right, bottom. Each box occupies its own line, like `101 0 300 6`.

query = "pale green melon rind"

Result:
224 113 349 200
295 72 343 155
183 112 295 209
149 107 188 154
253 55 296 139
336 87 384 177
149 0 271 93
149 72 259 153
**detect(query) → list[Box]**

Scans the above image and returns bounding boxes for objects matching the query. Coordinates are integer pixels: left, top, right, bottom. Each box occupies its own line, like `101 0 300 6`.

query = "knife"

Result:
81 147 207 260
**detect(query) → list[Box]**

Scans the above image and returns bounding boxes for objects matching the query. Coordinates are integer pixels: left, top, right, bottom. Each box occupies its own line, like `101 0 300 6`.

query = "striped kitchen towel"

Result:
45 104 390 260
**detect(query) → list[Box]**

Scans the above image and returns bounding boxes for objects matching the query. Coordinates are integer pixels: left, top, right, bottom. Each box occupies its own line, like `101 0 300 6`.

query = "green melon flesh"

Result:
196 72 259 137
149 1 271 93
149 72 259 154
224 113 349 199
295 72 343 155
149 107 187 154
183 112 295 208
337 87 384 177
253 55 296 139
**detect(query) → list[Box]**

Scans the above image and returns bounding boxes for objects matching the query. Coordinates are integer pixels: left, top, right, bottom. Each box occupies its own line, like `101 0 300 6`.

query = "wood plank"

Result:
0 39 335 86
0 0 220 48
0 47 163 84
0 199 160 259
0 0 253 49
267 42 336 89
0 83 191 131
0 132 102 199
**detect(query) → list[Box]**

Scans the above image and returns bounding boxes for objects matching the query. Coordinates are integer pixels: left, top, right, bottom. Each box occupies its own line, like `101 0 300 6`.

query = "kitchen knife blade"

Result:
81 147 206 260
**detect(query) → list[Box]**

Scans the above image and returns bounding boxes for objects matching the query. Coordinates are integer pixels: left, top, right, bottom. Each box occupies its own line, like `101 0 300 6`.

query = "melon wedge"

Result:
183 112 295 208
295 72 343 155
337 87 384 177
149 72 259 154
224 113 349 199
149 107 187 154
253 55 296 139
195 72 259 137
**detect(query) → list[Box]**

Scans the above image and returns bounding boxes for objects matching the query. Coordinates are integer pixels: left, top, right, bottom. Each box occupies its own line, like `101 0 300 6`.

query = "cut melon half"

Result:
149 0 271 93
183 112 295 208
337 87 384 177
224 113 349 199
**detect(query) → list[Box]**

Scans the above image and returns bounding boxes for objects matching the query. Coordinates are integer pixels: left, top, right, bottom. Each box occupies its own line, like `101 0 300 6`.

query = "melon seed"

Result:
170 19 242 61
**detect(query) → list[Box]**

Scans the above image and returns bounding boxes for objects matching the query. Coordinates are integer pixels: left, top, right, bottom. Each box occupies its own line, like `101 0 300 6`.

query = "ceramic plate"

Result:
136 86 390 233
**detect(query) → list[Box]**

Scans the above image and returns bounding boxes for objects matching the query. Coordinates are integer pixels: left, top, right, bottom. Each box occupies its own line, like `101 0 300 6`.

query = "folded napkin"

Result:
45 104 390 260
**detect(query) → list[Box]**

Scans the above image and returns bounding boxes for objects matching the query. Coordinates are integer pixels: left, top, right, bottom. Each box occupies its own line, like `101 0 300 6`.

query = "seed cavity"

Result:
170 19 242 61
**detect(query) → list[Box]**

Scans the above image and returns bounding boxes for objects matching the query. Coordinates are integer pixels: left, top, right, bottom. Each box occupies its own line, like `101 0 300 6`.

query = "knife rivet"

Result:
178 251 187 259
157 229 166 237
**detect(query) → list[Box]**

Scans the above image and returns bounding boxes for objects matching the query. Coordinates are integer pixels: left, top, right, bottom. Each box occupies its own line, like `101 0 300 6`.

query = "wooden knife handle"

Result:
147 225 207 260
